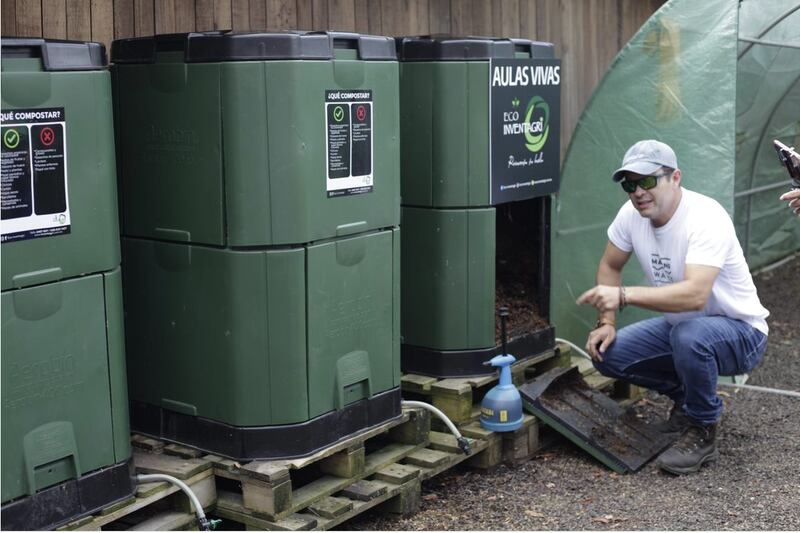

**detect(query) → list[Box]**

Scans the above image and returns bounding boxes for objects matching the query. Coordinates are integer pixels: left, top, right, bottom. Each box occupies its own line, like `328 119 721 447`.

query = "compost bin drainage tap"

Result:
480 307 524 432
400 400 472 455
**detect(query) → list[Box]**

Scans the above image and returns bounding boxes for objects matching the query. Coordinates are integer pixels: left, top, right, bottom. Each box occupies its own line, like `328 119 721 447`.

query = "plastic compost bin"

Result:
111 31 402 460
1 37 134 531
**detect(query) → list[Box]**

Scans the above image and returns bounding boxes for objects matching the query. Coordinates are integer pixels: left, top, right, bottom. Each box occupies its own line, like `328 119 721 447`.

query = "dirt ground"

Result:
348 253 800 531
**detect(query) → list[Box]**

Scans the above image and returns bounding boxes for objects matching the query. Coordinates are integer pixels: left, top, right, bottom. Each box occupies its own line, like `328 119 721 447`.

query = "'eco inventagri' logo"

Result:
523 96 549 153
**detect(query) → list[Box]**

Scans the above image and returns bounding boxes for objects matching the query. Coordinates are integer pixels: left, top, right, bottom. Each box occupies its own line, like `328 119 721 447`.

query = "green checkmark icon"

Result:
3 128 20 149
333 106 345 122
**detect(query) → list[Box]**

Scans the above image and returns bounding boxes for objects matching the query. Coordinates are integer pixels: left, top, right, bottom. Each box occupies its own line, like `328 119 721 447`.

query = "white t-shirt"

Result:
608 188 769 335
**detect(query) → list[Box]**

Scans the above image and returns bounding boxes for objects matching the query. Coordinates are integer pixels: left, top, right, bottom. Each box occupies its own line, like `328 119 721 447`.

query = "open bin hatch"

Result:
519 367 676 473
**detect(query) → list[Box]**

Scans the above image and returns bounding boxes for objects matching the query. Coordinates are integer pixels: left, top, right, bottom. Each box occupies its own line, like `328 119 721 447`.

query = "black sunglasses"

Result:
620 171 670 193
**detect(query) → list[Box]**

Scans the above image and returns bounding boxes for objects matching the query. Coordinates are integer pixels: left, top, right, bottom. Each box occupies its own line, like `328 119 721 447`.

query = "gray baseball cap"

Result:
612 140 678 182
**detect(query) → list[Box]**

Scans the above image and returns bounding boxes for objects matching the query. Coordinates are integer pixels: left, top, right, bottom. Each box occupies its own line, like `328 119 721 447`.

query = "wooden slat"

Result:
66 0 90 40
174 0 196 32
215 0 232 29
268 0 297 30
328 0 354 31
91 0 114 51
231 0 250 29
248 0 265 29
2 0 17 36
621 0 664 46
134 0 154 35
42 0 67 39
428 0 449 34
16 0 42 37
450 0 471 35
470 0 491 36
155 0 177 34
113 0 135 39
195 0 214 30
310 0 327 30
518 0 535 39
296 0 312 30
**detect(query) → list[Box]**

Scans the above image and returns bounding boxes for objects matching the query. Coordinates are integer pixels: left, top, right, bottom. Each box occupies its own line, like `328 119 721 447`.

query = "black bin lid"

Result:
111 30 396 64
1 37 107 70
395 35 555 61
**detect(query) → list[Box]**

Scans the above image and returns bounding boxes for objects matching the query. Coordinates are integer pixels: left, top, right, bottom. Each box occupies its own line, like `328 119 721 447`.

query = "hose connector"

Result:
457 436 472 455
199 517 221 531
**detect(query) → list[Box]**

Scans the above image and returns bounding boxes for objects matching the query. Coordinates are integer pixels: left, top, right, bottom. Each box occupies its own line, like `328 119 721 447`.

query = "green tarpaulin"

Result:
552 0 800 345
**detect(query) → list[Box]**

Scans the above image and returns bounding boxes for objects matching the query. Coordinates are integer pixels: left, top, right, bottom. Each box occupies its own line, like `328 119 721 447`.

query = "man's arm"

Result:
578 263 720 313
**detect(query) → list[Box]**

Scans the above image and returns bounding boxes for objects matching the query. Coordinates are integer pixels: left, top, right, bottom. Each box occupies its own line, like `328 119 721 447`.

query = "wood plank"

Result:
131 434 165 452
232 0 250 29
400 373 438 393
427 0 449 34
133 451 212 479
16 0 42 37
319 445 365 478
42 0 67 39
268 0 298 30
450 0 471 35
363 442 418 475
309 0 326 30
430 378 472 396
427 431 472 454
328 0 354 31
215 0 232 29
216 490 319 530
338 479 387 501
492 0 519 38
240 461 290 483
163 443 204 459
154 0 176 34
66 0 91 40
518 0 535 39
130 511 196 531
2 0 17 36
470 0 491 36
173 0 195 32
306 496 352 519
373 463 420 484
296 0 312 30
195 0 215 30
403 448 449 468
113 0 135 39
91 0 114 52
249 0 266 29
134 0 154 35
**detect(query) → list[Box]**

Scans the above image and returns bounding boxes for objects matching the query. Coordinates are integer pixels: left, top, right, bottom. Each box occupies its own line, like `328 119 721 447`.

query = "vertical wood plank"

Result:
134 0 155 35
215 0 232 29
155 0 176 34
428 0 449 34
195 0 214 30
328 0 355 31
496 0 519 38
470 0 491 36
268 0 297 29
174 0 196 32
378 0 399 36
2 0 17 36
518 0 535 39
296 0 312 29
231 0 249 29
42 0 67 39
450 0 471 35
410 0 428 35
249 0 266 29
621 0 663 45
66 0 91 41
353 0 368 33
310 0 327 30
114 0 134 39
91 0 114 50
16 0 43 37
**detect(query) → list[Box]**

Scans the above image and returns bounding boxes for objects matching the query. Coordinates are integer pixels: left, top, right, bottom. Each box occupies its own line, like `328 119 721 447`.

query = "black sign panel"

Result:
489 58 561 205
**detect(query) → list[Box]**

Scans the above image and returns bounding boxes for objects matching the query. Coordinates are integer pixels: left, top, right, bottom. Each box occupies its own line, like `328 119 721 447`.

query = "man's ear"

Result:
672 168 681 186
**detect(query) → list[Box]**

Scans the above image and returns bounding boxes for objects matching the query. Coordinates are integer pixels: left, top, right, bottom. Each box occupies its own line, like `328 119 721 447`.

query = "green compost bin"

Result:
396 36 561 378
1 38 134 531
112 31 401 460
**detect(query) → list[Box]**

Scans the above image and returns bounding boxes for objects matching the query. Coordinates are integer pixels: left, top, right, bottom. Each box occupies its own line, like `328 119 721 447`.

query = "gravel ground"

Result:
347 253 800 531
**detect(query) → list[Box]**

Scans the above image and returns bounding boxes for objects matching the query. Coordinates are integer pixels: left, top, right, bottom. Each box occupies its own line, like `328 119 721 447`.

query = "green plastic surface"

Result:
1 271 127 502
401 207 495 350
400 62 490 207
123 229 400 427
113 57 400 246
1 59 121 291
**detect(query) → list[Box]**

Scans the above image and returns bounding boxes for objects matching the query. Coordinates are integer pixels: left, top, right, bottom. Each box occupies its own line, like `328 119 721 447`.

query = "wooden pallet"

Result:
57 440 217 531
212 428 492 531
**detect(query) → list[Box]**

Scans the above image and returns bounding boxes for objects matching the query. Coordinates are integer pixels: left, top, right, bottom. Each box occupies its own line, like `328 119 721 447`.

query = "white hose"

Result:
555 337 800 398
136 473 212 530
401 400 471 454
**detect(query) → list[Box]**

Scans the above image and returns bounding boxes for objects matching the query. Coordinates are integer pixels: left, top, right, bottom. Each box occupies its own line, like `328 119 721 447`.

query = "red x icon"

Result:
39 127 55 146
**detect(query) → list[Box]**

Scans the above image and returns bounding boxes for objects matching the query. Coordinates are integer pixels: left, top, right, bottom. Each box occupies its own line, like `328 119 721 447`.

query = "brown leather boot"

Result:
656 422 719 475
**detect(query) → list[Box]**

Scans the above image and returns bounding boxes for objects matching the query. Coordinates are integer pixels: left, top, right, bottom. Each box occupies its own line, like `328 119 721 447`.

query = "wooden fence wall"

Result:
1 0 664 152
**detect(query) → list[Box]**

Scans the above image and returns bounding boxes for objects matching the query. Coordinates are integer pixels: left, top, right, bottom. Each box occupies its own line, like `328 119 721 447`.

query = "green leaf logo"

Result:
524 96 549 153
511 97 520 108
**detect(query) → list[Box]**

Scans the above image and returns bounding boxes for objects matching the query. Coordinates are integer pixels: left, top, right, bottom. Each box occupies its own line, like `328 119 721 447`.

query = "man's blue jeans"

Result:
593 316 767 425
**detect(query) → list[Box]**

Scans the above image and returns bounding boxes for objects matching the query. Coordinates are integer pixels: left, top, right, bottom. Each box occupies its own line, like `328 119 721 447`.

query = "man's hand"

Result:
779 189 800 217
576 284 620 312
585 324 616 361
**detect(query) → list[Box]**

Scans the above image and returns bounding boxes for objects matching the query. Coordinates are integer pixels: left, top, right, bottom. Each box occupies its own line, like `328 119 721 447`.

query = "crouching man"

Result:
577 140 769 475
